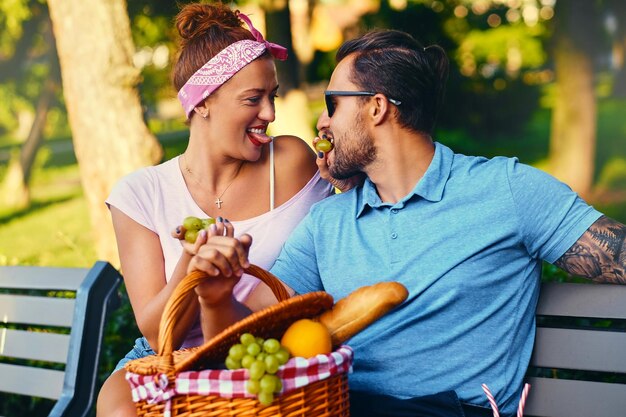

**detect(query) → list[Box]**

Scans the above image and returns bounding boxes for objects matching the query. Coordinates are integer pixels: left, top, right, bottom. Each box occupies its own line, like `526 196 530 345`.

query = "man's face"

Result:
317 56 376 180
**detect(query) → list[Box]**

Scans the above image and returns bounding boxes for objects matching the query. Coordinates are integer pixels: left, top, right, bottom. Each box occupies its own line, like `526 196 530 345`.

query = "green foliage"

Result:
0 0 32 55
0 84 30 134
458 24 546 73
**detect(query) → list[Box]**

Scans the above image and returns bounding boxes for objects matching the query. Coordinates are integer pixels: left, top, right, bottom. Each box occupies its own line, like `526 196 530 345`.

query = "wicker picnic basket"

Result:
125 264 351 417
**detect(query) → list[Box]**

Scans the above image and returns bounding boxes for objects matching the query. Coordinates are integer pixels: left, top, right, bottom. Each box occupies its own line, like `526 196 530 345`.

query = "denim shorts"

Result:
113 336 156 373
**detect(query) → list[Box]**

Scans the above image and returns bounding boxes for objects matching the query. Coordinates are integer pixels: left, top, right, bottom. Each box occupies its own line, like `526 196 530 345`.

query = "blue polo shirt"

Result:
270 142 602 415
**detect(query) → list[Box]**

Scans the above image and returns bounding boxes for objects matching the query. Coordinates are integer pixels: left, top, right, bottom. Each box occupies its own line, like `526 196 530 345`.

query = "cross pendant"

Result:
215 197 223 209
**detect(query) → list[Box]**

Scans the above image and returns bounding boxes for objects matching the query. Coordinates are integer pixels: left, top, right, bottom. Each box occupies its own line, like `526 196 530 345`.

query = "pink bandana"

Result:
178 13 288 119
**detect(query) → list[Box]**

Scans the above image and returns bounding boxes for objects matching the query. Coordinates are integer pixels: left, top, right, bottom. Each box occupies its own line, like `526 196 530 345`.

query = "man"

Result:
188 29 626 417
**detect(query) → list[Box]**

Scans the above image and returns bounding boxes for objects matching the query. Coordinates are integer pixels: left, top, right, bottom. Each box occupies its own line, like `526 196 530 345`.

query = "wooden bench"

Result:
525 281 626 417
0 261 122 417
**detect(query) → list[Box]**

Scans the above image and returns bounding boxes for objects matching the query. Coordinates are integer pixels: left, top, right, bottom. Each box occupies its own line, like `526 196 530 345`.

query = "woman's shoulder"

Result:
110 157 179 196
272 135 317 175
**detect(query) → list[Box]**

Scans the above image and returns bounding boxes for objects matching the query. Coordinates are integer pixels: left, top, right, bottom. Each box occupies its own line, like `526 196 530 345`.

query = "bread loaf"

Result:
317 282 408 346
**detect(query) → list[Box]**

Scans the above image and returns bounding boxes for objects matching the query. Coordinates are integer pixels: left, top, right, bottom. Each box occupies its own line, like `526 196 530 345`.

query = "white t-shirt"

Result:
106 152 333 347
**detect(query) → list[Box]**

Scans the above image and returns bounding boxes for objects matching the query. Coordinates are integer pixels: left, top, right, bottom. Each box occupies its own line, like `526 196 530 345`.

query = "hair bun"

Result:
424 45 449 83
176 3 242 41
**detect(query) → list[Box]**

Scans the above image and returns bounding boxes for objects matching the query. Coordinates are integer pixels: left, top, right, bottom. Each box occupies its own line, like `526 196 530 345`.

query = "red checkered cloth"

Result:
126 345 353 417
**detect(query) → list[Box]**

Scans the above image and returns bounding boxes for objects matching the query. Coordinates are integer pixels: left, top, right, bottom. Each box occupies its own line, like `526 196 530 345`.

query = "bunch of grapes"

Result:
182 216 215 243
226 332 291 406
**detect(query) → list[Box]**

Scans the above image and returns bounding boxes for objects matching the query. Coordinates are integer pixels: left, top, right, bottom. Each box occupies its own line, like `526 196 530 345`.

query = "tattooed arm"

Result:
554 216 626 284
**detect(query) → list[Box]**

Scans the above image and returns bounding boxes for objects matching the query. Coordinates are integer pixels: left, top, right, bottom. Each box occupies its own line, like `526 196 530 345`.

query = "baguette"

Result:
317 281 408 346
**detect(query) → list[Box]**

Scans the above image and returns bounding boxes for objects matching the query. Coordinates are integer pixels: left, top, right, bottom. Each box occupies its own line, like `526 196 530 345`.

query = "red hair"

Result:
172 2 261 92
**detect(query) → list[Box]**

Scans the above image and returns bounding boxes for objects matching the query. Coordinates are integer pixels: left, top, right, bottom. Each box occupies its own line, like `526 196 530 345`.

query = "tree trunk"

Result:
0 77 56 209
264 0 300 93
549 1 597 199
261 1 315 143
47 0 162 266
0 13 58 210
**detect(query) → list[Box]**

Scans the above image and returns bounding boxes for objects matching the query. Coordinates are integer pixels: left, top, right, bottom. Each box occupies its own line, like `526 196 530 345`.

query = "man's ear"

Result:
370 94 391 126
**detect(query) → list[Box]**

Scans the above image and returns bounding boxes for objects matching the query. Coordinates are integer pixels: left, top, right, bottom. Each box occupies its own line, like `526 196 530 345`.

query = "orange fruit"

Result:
280 318 332 358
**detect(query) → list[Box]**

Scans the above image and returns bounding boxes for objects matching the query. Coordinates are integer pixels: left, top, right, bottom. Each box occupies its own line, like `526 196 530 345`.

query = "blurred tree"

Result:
0 0 61 208
605 0 626 96
357 0 548 139
264 0 301 92
47 0 162 265
548 0 604 199
249 0 318 141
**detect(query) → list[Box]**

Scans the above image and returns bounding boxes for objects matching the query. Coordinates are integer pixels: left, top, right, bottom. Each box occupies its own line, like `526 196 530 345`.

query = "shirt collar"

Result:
356 142 453 218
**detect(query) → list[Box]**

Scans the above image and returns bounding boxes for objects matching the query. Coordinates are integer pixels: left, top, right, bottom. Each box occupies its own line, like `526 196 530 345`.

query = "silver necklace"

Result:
182 153 241 209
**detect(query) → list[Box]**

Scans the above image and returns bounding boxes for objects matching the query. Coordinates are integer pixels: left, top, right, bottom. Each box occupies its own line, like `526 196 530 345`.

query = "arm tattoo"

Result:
554 215 626 284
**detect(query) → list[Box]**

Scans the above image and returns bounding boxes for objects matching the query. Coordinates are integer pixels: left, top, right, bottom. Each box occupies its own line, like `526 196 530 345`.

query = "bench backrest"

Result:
525 282 626 417
0 261 122 417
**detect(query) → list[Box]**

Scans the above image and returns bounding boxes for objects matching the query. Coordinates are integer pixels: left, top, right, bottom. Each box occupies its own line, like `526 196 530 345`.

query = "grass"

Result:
0 130 189 267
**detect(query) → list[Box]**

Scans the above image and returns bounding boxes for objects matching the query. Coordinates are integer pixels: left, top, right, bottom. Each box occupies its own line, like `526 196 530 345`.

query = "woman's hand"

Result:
173 219 253 306
312 134 365 193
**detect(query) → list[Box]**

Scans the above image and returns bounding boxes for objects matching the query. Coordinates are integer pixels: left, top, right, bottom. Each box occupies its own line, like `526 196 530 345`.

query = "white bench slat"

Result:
0 363 64 400
0 266 87 290
531 327 626 373
525 376 626 417
0 294 75 327
537 282 626 319
0 328 70 363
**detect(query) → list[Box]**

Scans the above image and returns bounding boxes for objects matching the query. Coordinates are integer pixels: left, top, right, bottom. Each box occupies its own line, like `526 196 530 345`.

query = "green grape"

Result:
264 354 279 374
227 332 286 406
274 348 290 365
201 217 216 228
249 360 266 380
184 229 199 243
183 216 203 231
229 344 246 361
263 338 280 354
315 139 333 153
240 333 256 346
247 379 260 395
241 354 255 369
259 374 278 393
246 342 261 357
225 356 241 370
258 391 274 406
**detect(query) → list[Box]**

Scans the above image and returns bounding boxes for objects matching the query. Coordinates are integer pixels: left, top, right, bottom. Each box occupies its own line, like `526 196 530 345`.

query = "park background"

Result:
1 0 626 415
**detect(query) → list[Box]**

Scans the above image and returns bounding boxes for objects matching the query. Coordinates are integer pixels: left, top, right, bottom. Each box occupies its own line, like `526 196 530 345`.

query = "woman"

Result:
96 3 333 416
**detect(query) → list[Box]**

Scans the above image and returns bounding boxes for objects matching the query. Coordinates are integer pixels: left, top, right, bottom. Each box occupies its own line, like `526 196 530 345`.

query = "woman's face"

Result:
203 57 279 161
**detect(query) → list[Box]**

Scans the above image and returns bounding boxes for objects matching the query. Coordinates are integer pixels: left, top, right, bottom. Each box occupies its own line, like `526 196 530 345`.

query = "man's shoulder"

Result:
448 149 538 183
308 186 359 214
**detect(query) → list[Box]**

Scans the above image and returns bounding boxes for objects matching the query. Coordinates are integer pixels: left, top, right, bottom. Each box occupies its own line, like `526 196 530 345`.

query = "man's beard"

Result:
329 120 376 180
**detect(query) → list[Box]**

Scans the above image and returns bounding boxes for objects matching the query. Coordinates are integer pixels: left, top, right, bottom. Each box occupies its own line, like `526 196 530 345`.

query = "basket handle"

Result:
157 264 289 360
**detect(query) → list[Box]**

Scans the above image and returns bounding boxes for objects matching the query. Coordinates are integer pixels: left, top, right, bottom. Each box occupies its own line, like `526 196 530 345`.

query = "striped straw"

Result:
481 383 500 417
517 383 531 417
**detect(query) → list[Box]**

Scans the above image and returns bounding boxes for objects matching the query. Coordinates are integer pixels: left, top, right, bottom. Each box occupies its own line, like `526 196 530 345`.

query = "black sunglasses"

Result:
324 91 402 117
